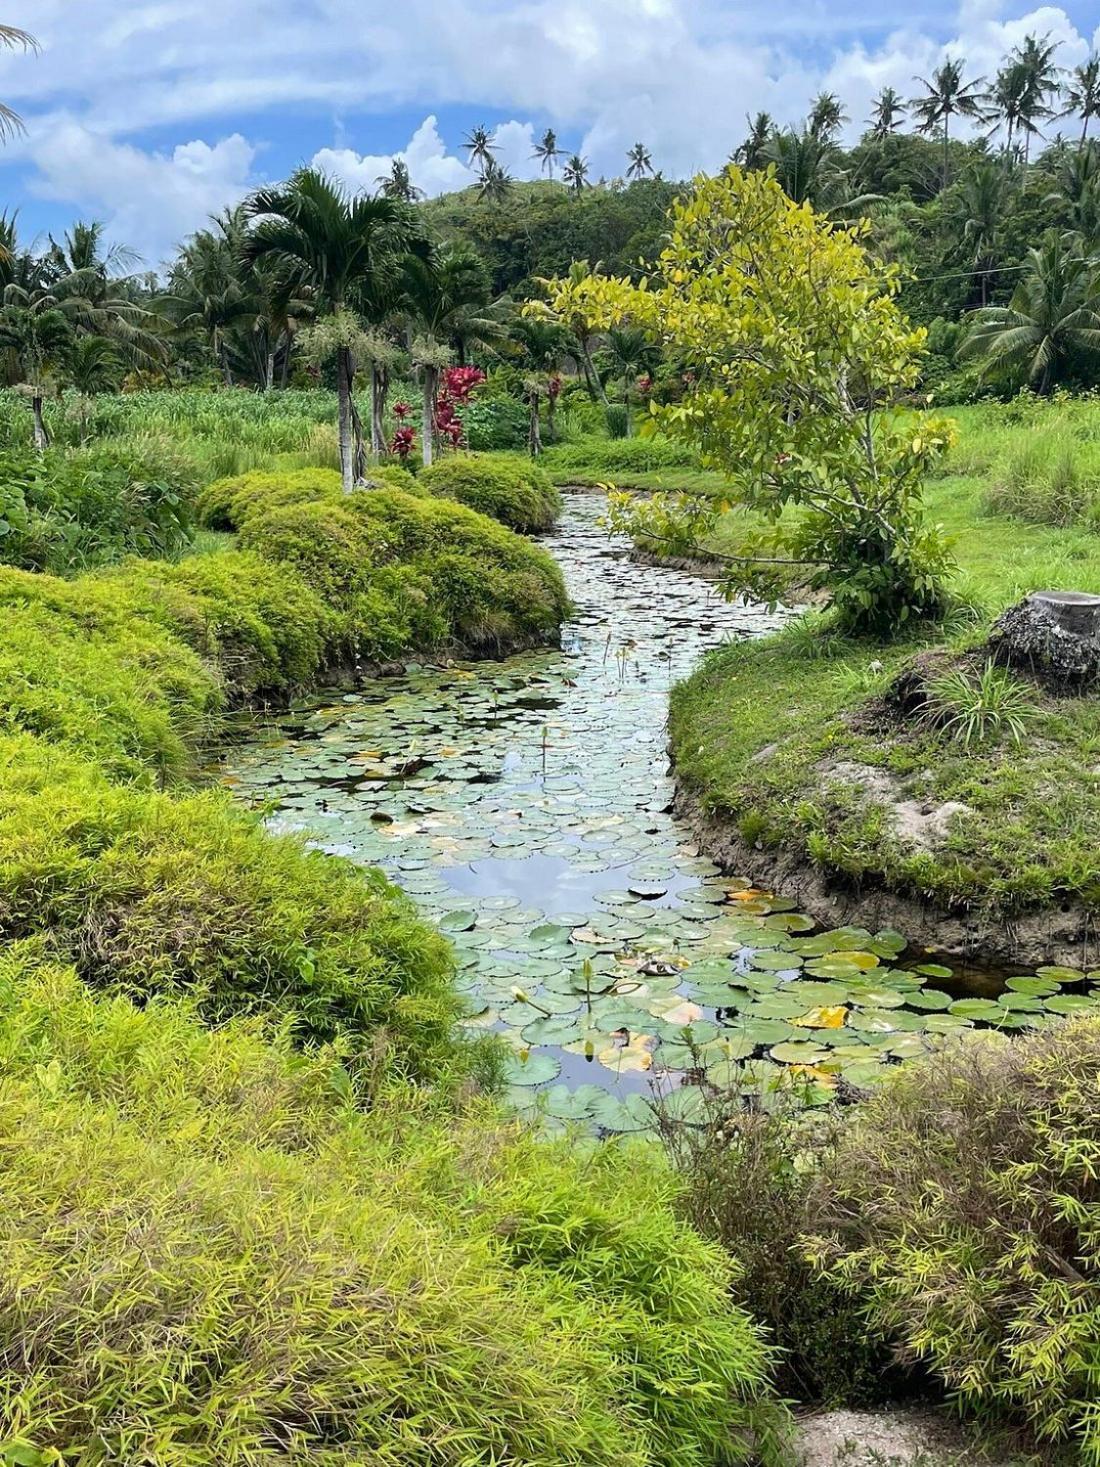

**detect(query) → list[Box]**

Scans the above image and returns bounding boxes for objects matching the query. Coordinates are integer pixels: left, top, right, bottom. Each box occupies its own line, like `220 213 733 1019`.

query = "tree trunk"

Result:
32 391 49 452
264 350 275 393
547 389 556 441
623 378 633 435
992 591 1100 687
280 333 292 389
942 119 950 191
421 367 437 467
337 343 354 492
582 337 608 404
370 364 385 458
528 389 542 456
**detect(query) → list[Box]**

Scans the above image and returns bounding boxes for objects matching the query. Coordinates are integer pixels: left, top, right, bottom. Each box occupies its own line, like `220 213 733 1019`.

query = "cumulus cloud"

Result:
3 0 1100 258
26 120 258 265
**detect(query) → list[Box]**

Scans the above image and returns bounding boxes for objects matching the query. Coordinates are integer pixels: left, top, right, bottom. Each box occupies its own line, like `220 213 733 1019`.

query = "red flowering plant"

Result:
431 366 487 452
391 425 416 460
392 400 412 419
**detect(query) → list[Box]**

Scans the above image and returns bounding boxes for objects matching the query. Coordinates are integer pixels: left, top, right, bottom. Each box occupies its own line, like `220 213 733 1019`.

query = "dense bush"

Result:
460 392 529 450
810 1019 1100 1461
0 439 199 571
0 736 463 1075
418 452 562 532
0 953 785 1466
196 464 421 532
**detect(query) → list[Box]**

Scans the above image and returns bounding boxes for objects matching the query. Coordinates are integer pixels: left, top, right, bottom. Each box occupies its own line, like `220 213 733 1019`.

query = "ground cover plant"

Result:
418 451 562 531
0 949 786 1465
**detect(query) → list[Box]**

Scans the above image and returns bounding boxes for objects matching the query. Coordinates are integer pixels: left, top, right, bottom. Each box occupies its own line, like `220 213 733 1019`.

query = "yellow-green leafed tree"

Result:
542 166 957 636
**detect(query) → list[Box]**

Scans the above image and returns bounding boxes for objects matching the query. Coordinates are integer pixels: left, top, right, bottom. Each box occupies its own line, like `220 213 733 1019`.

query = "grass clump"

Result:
419 452 562 532
809 1018 1100 1463
917 660 1037 748
0 951 786 1466
540 434 711 489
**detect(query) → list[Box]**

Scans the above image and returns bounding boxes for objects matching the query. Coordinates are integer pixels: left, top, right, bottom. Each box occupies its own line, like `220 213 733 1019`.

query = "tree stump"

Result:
989 591 1100 688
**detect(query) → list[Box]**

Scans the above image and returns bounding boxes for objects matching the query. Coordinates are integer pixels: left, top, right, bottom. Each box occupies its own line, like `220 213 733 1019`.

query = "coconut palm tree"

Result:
67 334 125 438
376 159 424 202
1013 34 1063 163
0 24 37 143
869 88 906 140
1061 56 1100 149
736 113 774 170
532 128 562 179
0 287 71 447
763 129 880 219
911 58 986 188
959 230 1100 393
476 158 513 206
951 160 1012 304
243 167 418 490
808 92 848 143
562 154 590 194
984 60 1029 161
463 125 497 177
626 143 654 180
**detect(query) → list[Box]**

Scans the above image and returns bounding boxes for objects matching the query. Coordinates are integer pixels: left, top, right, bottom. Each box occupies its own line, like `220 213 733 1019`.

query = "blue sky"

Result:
1 0 1097 268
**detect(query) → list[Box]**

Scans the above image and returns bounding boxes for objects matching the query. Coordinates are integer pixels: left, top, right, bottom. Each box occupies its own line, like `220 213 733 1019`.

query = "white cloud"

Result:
2 0 1099 258
26 119 257 265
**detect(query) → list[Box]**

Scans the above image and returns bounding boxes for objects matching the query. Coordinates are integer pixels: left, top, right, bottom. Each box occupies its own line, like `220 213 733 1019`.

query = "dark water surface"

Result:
222 495 1098 1130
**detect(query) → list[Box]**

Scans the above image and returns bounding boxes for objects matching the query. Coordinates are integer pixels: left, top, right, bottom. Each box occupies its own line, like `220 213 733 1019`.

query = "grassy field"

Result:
660 398 1100 933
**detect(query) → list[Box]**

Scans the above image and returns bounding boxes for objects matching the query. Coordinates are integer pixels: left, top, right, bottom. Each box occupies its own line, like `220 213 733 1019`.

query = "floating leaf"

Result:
794 1005 847 1030
501 1051 560 1087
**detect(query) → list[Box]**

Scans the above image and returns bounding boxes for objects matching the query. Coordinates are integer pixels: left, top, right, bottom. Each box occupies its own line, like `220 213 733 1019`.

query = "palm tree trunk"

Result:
943 117 950 191
528 388 542 456
623 377 633 436
1081 115 1090 151
31 391 49 452
370 363 387 458
337 343 354 492
581 337 608 404
421 366 437 467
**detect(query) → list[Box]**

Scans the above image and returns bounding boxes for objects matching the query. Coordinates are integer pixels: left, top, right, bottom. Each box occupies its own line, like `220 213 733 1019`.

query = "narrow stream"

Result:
223 494 1097 1131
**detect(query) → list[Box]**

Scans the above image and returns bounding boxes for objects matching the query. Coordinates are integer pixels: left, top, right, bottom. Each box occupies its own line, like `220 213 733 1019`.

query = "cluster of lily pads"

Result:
223 498 1100 1133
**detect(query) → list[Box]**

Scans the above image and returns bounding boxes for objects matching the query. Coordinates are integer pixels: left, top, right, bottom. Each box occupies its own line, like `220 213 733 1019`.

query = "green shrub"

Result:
810 1018 1100 1461
196 466 343 530
0 734 464 1075
605 403 631 438
654 1071 895 1406
460 393 529 451
0 955 785 1467
0 439 199 572
418 453 562 532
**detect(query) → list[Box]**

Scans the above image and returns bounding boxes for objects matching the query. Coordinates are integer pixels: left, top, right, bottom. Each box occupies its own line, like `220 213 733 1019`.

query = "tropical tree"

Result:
476 158 514 206
67 334 125 438
869 88 907 140
1062 56 1100 149
736 113 774 169
0 287 71 447
600 325 660 434
808 92 848 143
626 143 655 181
984 60 1029 160
376 159 424 202
41 219 164 370
1012 34 1063 163
951 161 1011 304
168 219 254 385
543 166 956 635
509 313 569 453
243 168 417 490
0 24 36 143
532 258 609 404
401 243 503 465
563 154 590 194
959 230 1100 392
910 58 986 188
532 128 562 179
763 130 879 218
464 125 497 177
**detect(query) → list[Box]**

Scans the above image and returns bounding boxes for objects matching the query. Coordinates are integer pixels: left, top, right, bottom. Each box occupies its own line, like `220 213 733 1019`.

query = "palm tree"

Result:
169 220 254 385
736 113 774 170
951 161 1011 304
532 128 562 179
601 325 660 436
1061 56 1100 149
376 159 424 202
1046 148 1100 247
67 334 124 439
533 258 609 404
763 129 880 219
959 230 1100 392
626 143 654 181
509 314 569 454
464 125 497 177
476 158 513 205
0 287 71 447
243 168 417 490
562 154 590 194
0 24 37 142
1013 34 1063 163
401 243 503 465
869 88 907 140
984 60 1029 160
808 92 848 143
911 58 986 188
